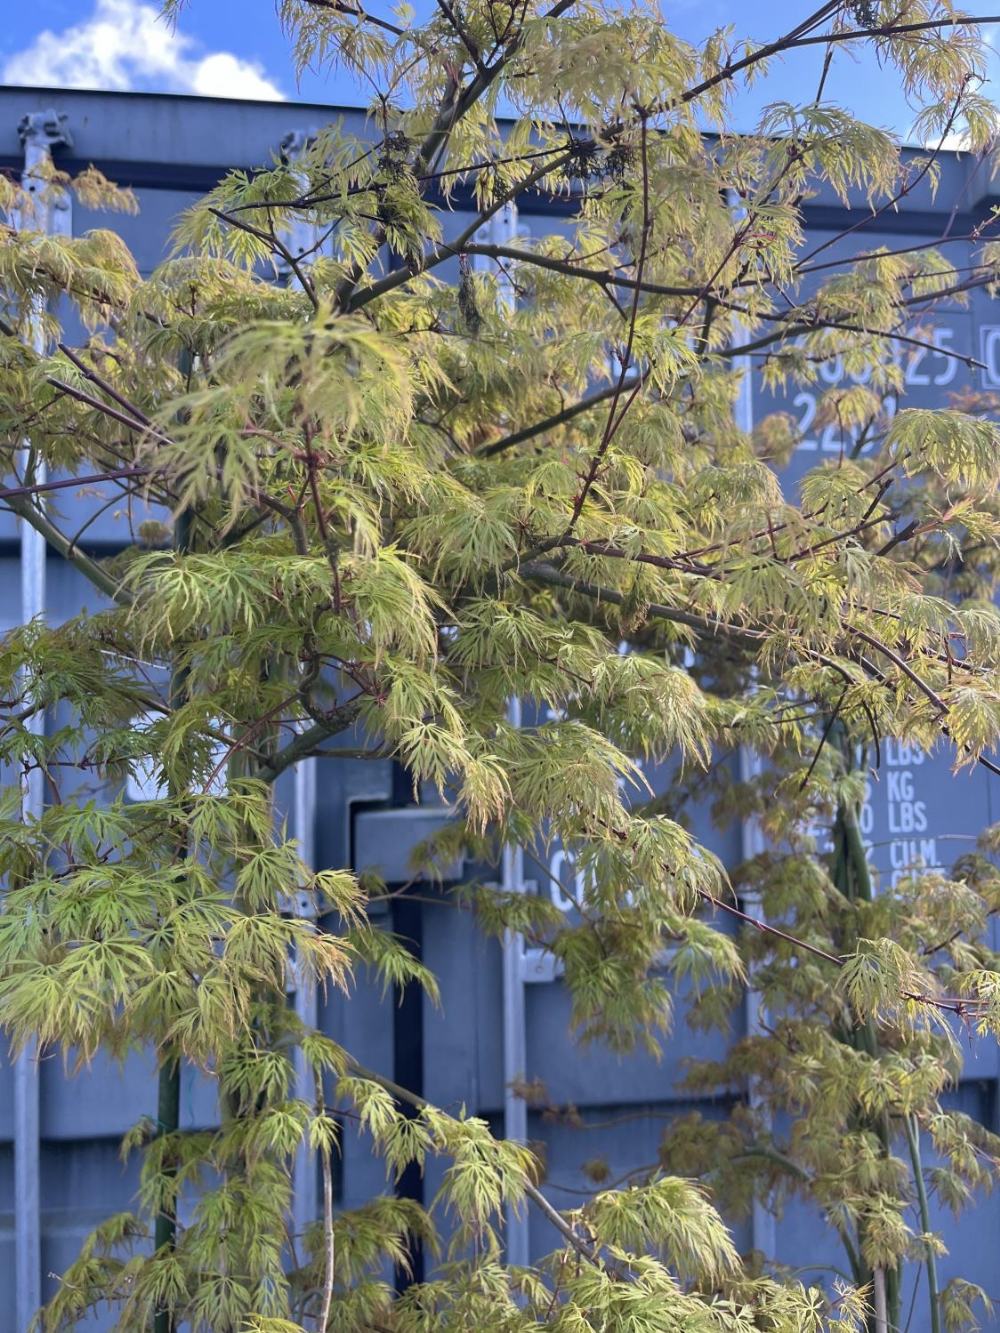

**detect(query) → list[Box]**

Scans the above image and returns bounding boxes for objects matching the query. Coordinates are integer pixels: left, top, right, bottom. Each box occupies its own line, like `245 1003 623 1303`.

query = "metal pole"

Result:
500 697 530 1268
726 245 777 1259
474 201 532 1266
291 750 319 1239
737 750 777 1259
488 200 518 307
13 107 73 1333
279 127 323 1244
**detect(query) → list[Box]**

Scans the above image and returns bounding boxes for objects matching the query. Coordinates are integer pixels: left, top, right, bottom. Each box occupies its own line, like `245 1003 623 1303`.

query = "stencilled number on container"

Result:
549 846 585 912
794 347 896 454
794 325 958 453
794 388 896 455
901 326 957 388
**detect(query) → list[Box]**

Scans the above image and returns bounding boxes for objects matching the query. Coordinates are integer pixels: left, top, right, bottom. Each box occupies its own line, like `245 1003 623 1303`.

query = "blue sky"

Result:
1 0 998 137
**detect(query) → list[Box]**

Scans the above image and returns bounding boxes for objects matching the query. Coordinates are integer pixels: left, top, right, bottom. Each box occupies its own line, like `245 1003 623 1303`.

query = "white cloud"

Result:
2 0 285 101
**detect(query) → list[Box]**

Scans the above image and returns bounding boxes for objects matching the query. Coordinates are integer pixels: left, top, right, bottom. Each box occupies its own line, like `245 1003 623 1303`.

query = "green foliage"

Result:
4 0 1000 1330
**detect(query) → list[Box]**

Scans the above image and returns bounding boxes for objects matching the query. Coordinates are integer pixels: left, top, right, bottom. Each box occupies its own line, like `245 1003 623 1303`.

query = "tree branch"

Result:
342 1056 613 1270
5 495 128 605
480 377 645 459
298 0 406 37
256 709 363 783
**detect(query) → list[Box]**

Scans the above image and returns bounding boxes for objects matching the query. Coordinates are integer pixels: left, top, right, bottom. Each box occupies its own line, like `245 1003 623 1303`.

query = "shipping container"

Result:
2 84 999 1329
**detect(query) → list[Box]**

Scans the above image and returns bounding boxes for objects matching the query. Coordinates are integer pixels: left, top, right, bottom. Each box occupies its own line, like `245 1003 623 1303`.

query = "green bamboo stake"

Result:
831 732 905 1333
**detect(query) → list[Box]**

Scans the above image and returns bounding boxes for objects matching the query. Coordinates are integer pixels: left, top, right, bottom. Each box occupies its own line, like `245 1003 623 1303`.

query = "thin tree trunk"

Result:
873 1268 888 1333
906 1113 942 1333
318 1144 335 1331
